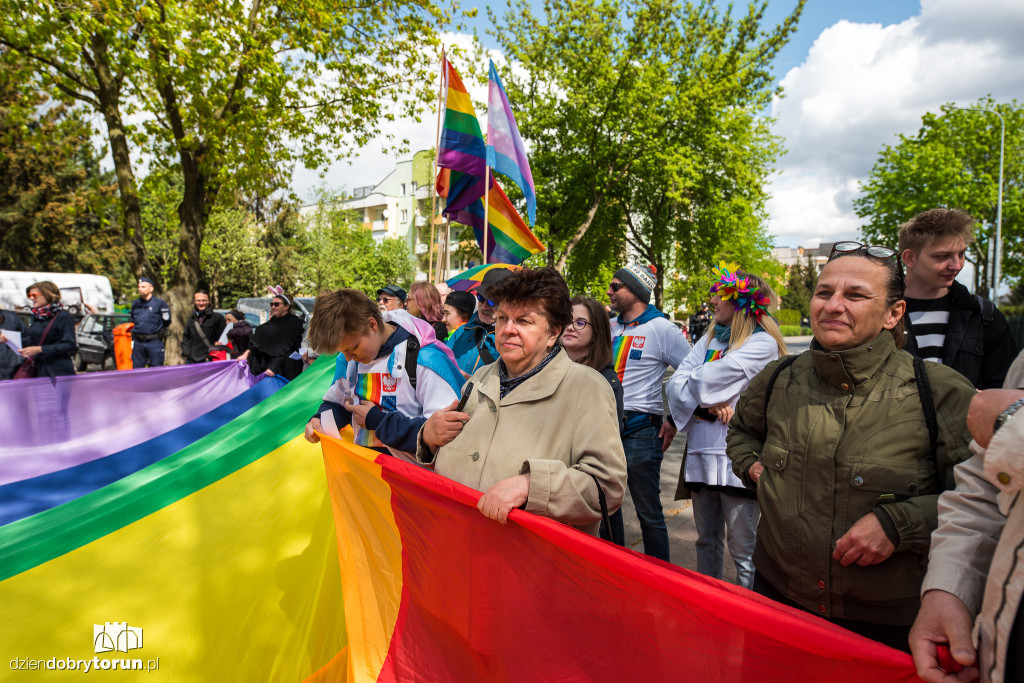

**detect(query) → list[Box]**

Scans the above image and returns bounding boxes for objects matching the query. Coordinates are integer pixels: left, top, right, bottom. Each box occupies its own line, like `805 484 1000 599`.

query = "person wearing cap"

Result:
376 285 407 313
442 290 475 340
608 263 691 561
129 276 171 368
445 268 507 377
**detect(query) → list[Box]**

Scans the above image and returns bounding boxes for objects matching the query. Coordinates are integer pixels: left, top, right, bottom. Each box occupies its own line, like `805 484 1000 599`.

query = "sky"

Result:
291 0 1024 250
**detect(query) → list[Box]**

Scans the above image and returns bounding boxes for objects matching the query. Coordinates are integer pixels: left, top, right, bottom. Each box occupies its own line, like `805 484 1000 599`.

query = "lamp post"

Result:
955 106 1005 301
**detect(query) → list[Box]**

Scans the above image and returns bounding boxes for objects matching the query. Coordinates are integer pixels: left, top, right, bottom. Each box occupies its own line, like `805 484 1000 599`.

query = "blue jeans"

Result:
621 412 670 562
131 339 164 369
690 487 758 589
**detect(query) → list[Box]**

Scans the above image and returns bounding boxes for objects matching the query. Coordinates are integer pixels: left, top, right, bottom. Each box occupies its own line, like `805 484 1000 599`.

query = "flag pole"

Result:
483 166 490 264
429 46 446 283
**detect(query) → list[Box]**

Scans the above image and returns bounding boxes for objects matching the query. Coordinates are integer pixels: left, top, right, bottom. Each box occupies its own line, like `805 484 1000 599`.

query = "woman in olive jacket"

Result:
727 244 975 652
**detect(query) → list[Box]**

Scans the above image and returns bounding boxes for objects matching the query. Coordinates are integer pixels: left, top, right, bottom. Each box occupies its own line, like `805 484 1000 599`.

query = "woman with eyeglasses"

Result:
666 264 786 589
561 296 623 430
727 242 976 651
242 293 304 380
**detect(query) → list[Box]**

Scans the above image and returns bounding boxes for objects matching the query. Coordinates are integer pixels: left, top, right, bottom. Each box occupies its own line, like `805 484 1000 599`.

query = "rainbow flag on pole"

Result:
437 58 489 213
486 60 536 227
449 177 545 265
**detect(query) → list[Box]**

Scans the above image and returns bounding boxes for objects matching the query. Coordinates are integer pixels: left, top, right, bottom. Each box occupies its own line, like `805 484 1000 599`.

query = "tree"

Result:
856 98 1024 296
0 56 127 288
2 0 455 360
485 0 804 288
779 257 817 317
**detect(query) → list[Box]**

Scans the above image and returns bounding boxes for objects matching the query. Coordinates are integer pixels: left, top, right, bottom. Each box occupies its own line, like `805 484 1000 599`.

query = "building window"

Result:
400 183 406 195
401 209 409 222
411 181 418 192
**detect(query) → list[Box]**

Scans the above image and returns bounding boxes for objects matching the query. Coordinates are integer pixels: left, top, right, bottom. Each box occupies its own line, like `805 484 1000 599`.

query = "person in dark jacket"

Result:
8 281 77 378
0 308 26 380
129 276 171 368
242 293 304 380
223 310 254 358
899 208 1018 389
180 290 226 363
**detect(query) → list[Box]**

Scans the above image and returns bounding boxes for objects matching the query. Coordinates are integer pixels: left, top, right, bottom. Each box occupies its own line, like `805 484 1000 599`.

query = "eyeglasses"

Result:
377 296 395 304
569 318 591 330
828 241 905 288
475 293 495 307
270 301 284 308
608 283 626 292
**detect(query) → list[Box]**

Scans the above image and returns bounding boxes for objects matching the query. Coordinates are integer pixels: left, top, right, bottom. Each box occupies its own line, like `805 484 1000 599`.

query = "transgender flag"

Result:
486 60 537 227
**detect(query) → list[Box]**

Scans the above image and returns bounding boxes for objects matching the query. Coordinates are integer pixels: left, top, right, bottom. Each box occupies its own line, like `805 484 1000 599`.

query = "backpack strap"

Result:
404 337 419 390
473 325 495 365
976 295 995 325
763 354 798 414
584 471 619 546
913 356 938 455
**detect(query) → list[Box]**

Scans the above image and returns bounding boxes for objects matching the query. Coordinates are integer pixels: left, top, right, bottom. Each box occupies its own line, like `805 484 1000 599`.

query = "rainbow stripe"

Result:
437 59 487 182
612 336 633 382
445 263 519 292
705 349 724 363
353 373 393 448
449 177 545 265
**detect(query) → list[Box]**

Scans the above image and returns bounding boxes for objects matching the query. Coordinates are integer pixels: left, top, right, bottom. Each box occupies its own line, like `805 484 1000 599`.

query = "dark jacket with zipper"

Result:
727 332 975 625
904 280 1017 389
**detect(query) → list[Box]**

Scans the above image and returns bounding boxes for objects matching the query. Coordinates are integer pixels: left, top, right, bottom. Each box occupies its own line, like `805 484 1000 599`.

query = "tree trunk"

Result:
554 192 603 273
164 153 208 365
89 31 155 285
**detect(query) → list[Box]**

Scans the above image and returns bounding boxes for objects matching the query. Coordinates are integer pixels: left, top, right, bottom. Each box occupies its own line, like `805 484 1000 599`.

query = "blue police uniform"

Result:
130 295 170 368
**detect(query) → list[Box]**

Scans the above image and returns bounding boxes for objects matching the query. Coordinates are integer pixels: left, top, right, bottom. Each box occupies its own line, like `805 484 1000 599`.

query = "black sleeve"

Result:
39 313 77 359
981 308 1019 389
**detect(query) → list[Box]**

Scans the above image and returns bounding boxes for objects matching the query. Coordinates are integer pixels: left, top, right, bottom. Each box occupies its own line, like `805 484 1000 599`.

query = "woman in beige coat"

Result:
418 267 627 535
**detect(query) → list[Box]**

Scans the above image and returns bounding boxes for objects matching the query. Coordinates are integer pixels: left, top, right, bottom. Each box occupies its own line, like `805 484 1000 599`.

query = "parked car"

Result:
75 312 131 371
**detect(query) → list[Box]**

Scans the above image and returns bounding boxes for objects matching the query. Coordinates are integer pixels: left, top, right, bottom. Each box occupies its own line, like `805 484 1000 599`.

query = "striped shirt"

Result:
905 294 953 364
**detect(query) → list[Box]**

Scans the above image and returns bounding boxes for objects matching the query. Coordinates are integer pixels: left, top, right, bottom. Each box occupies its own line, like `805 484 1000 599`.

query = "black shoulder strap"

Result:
976 295 995 325
913 356 938 454
585 471 618 545
405 337 419 389
473 325 495 365
763 354 798 414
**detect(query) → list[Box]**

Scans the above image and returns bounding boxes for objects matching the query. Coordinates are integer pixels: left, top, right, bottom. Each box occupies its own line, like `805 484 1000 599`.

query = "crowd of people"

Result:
4 206 1024 680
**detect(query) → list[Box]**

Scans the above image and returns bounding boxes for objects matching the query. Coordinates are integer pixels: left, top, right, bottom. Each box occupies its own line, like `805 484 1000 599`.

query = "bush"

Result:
779 325 811 336
776 308 801 325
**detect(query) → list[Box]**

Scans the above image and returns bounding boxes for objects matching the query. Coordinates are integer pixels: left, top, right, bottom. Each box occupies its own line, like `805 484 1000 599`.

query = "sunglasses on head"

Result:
828 240 905 287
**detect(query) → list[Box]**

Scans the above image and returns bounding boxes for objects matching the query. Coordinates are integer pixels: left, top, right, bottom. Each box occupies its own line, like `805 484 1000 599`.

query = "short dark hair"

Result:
307 289 382 353
898 208 975 255
194 289 210 298
569 296 612 371
487 267 573 335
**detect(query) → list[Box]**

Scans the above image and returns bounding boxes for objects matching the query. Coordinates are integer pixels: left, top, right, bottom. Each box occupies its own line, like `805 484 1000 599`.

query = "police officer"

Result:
130 277 170 368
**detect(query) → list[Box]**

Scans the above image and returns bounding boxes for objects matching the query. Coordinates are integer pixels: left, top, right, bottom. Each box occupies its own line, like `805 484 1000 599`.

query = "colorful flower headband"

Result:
709 261 772 322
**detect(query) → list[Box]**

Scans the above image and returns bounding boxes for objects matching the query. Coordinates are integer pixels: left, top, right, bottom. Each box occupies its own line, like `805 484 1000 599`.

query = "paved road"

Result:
616 335 812 583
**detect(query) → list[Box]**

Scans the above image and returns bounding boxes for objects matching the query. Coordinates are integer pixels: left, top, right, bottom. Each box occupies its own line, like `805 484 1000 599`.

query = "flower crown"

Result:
709 261 772 322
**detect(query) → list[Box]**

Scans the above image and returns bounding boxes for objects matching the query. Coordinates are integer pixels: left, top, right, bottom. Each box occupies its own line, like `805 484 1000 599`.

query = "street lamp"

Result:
955 106 1005 301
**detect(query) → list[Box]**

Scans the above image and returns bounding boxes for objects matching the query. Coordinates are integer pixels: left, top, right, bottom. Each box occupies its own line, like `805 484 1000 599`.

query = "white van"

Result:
0 271 116 315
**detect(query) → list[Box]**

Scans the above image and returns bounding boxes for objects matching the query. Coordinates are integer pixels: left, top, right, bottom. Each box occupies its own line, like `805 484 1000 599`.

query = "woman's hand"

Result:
304 418 322 443
708 402 734 424
0 333 7 344
833 513 896 566
19 345 42 358
422 399 470 450
478 474 530 523
264 369 275 377
748 462 765 484
343 397 373 429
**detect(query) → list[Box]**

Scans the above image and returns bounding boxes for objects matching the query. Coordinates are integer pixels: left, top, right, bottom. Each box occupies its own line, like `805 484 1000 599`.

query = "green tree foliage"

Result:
779 257 817 317
0 57 126 287
2 0 455 360
856 98 1024 294
296 195 414 296
485 0 803 305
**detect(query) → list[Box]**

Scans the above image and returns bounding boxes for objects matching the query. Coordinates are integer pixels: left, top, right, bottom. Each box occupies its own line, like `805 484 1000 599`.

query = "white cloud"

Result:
767 0 1024 248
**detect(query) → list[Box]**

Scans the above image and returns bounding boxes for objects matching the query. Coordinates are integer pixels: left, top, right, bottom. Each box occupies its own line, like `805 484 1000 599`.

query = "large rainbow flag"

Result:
1 358 918 681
